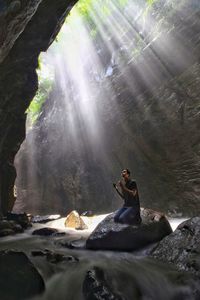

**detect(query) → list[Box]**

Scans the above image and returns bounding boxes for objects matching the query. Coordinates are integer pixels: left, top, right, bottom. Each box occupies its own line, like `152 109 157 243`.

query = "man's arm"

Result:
113 183 124 199
119 181 137 196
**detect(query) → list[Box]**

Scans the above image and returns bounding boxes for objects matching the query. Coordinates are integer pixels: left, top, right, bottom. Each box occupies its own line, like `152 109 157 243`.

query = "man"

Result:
113 169 141 225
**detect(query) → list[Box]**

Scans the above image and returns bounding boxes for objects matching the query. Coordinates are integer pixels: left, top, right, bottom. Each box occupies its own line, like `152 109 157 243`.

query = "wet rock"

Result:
56 239 76 249
82 266 125 300
31 214 61 223
0 219 23 236
0 250 45 299
86 208 172 251
0 228 15 237
31 250 47 257
6 212 31 229
32 227 65 236
59 238 87 250
4 220 23 233
12 223 23 233
31 249 79 263
65 210 88 230
46 251 78 264
0 219 13 230
151 217 200 277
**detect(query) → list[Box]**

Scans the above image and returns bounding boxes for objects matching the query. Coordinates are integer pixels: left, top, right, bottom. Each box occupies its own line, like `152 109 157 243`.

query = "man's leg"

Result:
114 207 127 223
118 207 140 225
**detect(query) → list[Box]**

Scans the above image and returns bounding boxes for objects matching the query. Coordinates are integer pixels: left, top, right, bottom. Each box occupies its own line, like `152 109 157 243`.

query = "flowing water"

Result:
0 216 195 300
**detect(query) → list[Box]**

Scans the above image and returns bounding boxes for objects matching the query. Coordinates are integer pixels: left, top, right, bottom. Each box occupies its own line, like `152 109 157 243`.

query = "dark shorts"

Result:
114 207 141 225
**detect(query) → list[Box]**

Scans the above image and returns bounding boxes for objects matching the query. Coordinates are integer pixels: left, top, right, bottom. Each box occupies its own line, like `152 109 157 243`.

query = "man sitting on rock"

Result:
113 169 141 225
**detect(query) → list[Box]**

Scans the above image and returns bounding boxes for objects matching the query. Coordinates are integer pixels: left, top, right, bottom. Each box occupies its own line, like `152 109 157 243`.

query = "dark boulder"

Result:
0 250 45 300
0 219 23 237
151 217 200 277
86 208 172 251
32 227 65 236
82 266 126 300
31 249 79 263
0 228 15 237
6 212 31 229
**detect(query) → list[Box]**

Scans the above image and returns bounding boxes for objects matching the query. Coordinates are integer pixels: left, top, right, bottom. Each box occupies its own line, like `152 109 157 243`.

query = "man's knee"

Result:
114 215 119 222
118 215 127 224
114 214 124 223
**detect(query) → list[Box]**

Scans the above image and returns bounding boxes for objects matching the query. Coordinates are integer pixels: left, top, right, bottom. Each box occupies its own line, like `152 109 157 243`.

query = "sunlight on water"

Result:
47 213 187 233
47 213 109 232
169 217 187 231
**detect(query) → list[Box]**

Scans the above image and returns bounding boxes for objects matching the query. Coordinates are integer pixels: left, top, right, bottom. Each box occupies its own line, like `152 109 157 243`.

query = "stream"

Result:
1 216 196 300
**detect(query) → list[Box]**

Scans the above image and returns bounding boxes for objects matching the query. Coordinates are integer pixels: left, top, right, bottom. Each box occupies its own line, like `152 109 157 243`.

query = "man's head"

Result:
121 169 131 180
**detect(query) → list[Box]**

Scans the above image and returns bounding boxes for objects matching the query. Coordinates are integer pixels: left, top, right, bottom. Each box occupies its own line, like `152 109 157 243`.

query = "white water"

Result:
0 216 192 300
0 214 186 247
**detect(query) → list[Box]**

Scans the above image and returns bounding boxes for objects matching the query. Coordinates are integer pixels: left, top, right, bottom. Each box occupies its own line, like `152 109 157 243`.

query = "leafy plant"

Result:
26 59 54 127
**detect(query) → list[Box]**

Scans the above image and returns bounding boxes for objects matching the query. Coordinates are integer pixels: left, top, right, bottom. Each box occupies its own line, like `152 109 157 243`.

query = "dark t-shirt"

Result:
123 179 140 210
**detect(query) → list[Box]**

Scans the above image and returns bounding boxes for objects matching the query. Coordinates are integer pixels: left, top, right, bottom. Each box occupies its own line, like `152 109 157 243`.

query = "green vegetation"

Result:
65 0 130 36
75 0 129 17
147 0 157 5
26 59 54 126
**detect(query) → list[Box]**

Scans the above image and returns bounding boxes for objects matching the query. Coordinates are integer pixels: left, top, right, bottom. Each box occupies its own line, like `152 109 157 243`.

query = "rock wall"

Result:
101 62 200 216
0 0 77 214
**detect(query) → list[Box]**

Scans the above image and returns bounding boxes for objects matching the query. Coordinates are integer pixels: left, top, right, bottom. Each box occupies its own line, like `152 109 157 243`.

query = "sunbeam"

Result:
14 0 200 216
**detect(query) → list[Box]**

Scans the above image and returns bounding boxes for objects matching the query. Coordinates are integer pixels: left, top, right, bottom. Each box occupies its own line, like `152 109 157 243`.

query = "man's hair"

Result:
126 169 131 176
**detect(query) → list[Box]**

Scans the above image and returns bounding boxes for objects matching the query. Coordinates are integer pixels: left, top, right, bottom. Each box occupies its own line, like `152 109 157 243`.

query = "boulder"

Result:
86 208 172 251
0 228 15 237
31 214 61 223
0 219 23 237
65 210 88 230
82 266 125 300
0 250 45 299
31 249 79 264
151 217 200 277
6 212 31 229
0 220 13 230
32 227 65 236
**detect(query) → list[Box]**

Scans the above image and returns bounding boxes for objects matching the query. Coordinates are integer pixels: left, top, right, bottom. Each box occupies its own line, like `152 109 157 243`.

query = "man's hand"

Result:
118 180 124 189
113 182 124 199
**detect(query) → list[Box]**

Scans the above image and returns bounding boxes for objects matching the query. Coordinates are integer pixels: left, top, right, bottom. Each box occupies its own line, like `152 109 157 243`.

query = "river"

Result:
0 215 195 300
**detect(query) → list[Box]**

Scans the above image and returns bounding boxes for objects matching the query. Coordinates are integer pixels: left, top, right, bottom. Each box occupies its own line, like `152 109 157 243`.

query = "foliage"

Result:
75 0 93 17
75 0 129 16
147 0 156 5
73 0 155 19
143 0 158 16
64 0 130 38
26 59 54 126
